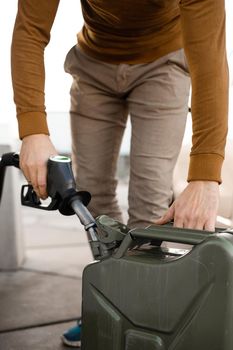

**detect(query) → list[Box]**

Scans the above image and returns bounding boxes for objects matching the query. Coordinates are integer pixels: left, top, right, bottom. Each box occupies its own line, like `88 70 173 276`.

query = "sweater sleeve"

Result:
179 0 229 183
11 0 60 139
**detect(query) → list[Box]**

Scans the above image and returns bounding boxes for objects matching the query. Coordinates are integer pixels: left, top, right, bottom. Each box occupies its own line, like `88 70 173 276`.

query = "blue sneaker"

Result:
61 320 81 348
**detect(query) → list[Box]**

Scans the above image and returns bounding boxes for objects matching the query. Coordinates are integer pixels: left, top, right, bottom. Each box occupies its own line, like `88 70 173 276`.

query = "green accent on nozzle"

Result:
49 155 71 163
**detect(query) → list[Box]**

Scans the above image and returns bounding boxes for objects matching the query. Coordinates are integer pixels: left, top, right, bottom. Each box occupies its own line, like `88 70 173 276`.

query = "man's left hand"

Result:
155 181 219 231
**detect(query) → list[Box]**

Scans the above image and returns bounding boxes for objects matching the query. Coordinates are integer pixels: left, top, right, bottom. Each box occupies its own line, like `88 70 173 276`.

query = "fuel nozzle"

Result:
21 155 91 215
0 152 123 260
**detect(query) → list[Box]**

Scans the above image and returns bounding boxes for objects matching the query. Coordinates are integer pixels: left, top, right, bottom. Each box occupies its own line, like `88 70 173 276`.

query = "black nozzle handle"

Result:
0 152 20 204
0 152 20 168
47 156 91 215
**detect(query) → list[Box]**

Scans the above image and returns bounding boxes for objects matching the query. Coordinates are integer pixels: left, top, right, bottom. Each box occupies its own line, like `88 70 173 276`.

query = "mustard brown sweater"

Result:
11 0 229 182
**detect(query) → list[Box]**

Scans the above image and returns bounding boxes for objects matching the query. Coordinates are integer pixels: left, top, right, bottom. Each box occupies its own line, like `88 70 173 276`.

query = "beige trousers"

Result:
64 46 190 228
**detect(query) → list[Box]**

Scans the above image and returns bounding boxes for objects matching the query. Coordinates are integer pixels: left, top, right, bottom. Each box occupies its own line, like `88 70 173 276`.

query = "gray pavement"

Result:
0 322 75 350
0 181 128 350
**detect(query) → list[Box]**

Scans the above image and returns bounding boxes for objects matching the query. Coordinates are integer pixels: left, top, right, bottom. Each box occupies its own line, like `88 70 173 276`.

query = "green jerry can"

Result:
1 153 232 350
81 218 233 350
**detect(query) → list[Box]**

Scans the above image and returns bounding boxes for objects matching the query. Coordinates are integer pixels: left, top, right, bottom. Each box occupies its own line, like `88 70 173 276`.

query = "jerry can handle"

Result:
114 224 215 259
131 225 213 245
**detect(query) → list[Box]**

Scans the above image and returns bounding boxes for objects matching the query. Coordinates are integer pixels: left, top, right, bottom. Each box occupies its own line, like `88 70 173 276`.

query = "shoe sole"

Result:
61 335 81 348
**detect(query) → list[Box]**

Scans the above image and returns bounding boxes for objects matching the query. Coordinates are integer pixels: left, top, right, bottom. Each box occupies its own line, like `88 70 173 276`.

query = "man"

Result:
11 0 228 347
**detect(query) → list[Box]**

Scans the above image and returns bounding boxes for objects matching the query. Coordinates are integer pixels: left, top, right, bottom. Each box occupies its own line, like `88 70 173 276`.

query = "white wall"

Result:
0 0 83 145
0 1 233 150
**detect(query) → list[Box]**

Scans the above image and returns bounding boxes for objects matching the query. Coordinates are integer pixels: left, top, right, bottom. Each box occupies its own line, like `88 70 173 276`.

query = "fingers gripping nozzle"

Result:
0 152 91 216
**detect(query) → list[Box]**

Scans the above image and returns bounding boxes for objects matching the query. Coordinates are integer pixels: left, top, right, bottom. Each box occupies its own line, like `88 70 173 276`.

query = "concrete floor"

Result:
0 182 128 350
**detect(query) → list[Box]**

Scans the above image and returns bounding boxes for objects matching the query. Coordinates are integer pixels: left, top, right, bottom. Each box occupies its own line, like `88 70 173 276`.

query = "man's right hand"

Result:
20 134 58 199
